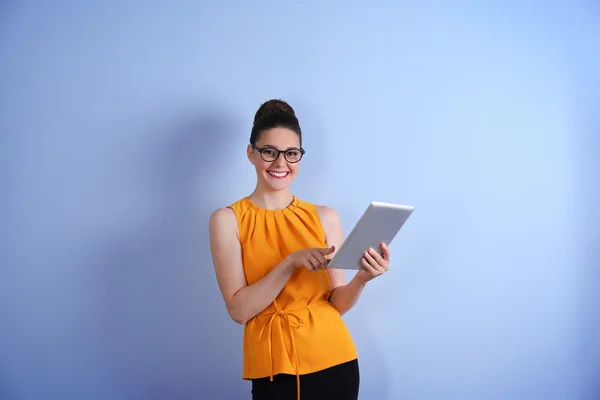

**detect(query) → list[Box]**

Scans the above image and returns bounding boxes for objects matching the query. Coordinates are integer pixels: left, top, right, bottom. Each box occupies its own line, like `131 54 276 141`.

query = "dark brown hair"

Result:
250 99 302 146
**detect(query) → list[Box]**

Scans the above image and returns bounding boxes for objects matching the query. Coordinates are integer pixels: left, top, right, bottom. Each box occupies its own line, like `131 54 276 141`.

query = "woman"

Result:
209 99 391 400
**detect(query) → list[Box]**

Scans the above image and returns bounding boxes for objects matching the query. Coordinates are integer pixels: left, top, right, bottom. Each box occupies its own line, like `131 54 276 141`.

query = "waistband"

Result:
256 301 331 400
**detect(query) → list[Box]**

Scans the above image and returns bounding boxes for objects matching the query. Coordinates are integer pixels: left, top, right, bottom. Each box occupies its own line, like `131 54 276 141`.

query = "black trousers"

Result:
251 359 360 400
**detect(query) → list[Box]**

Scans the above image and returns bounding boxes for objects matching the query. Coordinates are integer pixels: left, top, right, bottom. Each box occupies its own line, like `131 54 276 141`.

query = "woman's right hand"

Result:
287 246 336 271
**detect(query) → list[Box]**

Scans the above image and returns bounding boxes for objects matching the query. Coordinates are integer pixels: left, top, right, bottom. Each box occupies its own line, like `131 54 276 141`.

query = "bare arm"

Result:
318 206 369 316
209 207 296 325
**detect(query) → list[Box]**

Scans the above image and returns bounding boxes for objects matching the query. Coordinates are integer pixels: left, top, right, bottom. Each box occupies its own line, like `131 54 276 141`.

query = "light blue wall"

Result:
1 1 598 399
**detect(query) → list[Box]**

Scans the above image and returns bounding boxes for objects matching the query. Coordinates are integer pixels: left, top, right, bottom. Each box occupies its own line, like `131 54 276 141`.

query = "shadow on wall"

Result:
582 109 600 400
64 101 398 400
84 107 248 400
353 324 392 400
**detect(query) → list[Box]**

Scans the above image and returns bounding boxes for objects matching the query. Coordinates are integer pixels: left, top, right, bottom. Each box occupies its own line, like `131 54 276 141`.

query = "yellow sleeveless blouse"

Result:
228 196 358 394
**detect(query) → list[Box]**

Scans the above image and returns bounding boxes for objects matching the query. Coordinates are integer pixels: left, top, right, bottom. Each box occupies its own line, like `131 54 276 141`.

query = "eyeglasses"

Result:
252 144 305 163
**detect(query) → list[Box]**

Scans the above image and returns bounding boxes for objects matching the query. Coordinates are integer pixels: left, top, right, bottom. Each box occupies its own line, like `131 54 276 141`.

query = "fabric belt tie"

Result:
258 305 305 400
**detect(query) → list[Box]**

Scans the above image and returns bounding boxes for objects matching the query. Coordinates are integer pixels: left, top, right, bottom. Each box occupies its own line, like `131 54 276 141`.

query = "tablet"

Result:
327 201 414 270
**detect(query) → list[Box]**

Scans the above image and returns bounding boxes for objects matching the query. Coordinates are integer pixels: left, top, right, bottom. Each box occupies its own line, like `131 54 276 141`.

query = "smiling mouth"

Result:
267 170 290 179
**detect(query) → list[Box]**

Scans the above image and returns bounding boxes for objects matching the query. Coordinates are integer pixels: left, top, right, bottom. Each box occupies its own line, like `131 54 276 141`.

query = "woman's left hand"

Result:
356 242 390 283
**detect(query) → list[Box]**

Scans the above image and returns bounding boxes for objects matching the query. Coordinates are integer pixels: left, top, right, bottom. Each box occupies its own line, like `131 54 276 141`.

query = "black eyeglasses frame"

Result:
251 144 305 164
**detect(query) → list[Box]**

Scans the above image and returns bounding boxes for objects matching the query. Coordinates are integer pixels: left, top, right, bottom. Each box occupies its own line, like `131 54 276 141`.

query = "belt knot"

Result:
257 306 307 400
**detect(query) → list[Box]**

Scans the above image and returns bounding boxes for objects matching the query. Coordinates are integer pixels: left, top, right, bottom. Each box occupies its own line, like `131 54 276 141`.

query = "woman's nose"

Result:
273 154 286 167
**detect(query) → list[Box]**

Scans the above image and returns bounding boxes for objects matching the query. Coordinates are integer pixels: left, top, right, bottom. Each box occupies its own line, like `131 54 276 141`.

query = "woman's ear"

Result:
247 144 254 164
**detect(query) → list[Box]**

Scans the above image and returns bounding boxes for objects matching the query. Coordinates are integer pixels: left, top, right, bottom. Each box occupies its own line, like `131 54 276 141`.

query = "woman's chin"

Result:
262 175 293 190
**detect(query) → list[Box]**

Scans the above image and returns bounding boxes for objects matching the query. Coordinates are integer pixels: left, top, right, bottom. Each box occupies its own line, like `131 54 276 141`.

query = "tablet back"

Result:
327 202 414 270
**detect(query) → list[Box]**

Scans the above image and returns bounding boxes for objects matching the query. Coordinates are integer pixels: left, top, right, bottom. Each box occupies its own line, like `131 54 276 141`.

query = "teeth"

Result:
268 171 287 177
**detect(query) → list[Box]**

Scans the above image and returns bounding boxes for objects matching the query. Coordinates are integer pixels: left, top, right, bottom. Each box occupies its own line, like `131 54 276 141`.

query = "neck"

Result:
248 186 294 210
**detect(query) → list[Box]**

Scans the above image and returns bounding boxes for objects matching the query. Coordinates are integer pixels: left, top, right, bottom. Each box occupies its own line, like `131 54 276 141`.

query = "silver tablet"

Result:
327 201 414 270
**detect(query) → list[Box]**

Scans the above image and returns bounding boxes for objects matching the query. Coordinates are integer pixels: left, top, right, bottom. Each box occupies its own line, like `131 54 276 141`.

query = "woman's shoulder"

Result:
209 197 249 228
209 206 237 232
313 203 343 245
315 204 339 221
293 197 339 222
212 197 252 217
308 203 341 234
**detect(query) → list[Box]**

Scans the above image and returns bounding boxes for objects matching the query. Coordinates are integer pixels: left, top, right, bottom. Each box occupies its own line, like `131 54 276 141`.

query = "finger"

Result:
361 257 378 274
320 255 329 269
380 242 391 261
368 247 388 272
367 247 385 265
364 251 385 274
319 245 336 255
311 254 327 270
306 258 319 271
363 250 379 269
311 250 329 269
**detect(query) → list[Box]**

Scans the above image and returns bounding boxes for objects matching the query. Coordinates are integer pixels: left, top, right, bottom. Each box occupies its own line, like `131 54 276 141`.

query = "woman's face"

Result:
247 127 302 192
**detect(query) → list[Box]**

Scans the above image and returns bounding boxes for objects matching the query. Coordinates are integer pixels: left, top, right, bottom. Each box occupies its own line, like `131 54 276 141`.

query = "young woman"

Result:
209 99 391 400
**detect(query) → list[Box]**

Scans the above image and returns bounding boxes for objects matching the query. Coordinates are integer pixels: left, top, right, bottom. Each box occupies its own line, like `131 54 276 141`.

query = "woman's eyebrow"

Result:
262 145 300 150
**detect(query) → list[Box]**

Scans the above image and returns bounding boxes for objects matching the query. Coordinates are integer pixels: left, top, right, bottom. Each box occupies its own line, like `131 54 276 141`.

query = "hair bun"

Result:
249 98 302 146
253 99 295 125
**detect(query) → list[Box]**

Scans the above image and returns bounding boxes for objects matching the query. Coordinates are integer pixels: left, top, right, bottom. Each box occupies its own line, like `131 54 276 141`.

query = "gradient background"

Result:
1 1 599 399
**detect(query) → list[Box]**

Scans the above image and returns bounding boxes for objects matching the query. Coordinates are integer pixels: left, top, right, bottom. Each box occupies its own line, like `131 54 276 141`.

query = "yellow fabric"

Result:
228 196 358 393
